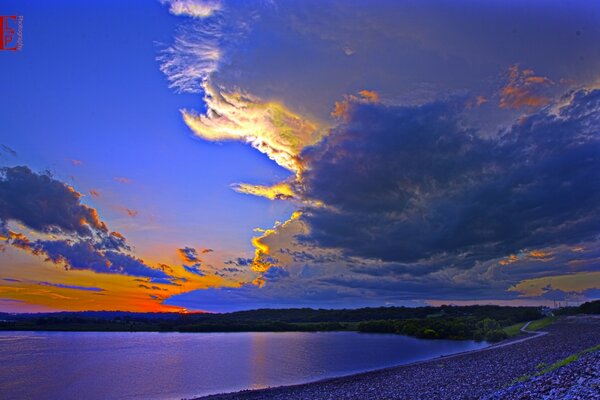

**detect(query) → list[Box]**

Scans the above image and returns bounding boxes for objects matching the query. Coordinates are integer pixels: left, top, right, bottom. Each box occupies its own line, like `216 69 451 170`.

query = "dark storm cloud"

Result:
224 257 253 267
34 240 170 279
98 231 129 251
183 262 206 276
0 166 172 280
298 89 600 267
0 166 108 237
262 266 290 281
150 277 180 285
178 246 200 263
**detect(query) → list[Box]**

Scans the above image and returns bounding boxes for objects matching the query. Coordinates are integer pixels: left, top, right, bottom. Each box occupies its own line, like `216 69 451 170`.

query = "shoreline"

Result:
194 333 524 399
195 316 600 400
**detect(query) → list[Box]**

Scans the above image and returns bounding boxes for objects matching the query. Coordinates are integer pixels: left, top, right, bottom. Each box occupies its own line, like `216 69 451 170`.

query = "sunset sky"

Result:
1 0 599 313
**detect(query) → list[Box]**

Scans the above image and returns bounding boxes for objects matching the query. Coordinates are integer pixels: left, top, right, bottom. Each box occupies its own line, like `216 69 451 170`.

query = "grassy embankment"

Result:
527 316 557 331
502 316 558 338
502 322 526 337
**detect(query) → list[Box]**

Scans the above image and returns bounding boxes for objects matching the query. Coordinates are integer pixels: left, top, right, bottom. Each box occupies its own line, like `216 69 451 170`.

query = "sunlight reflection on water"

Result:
0 331 487 400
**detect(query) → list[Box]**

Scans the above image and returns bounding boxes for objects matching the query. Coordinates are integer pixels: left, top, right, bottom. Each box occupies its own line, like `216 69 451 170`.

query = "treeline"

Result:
357 300 600 343
0 304 545 341
0 304 541 324
0 306 540 340
0 317 347 333
554 299 600 316
3 302 597 340
358 317 510 342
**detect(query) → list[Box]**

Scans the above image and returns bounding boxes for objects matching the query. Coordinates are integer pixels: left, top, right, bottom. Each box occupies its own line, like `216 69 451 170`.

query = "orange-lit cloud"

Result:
89 189 101 198
498 254 518 265
123 208 139 218
509 271 600 297
251 211 304 274
528 250 553 260
232 181 296 200
499 249 554 265
499 65 554 109
476 95 488 106
332 90 381 120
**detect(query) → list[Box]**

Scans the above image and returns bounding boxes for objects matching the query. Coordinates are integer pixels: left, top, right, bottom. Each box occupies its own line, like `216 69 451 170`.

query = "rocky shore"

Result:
484 344 600 400
197 316 600 400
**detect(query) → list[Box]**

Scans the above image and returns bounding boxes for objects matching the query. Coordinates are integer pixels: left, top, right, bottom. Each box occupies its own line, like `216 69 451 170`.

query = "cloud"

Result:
37 281 104 292
224 257 252 267
71 159 83 166
178 246 200 263
177 246 207 275
0 166 108 236
181 84 326 173
498 65 554 110
193 87 599 307
157 1 244 94
297 89 600 268
0 145 17 157
0 166 173 280
150 277 180 285
232 181 295 200
123 208 139 218
29 240 170 279
159 1 600 308
183 263 205 276
161 0 220 18
89 189 101 198
252 266 289 288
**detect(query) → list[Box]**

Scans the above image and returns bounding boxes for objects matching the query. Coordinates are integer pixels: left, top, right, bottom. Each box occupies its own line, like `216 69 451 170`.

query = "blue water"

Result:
0 331 487 400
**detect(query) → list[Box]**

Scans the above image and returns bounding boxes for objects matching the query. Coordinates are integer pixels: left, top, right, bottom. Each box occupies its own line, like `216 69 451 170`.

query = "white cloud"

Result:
162 0 220 18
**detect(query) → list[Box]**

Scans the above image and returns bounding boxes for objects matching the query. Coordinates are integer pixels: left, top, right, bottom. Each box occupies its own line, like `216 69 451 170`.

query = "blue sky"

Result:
1 1 294 251
0 0 599 312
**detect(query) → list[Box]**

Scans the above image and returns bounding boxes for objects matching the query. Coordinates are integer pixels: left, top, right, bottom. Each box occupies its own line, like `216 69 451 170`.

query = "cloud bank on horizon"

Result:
160 0 600 311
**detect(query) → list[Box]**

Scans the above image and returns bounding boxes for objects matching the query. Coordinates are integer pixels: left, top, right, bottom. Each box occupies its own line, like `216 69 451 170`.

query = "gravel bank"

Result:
484 346 600 399
196 316 600 400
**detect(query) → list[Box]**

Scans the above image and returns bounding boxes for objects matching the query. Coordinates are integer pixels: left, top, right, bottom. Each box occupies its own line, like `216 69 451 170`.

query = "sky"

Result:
0 0 599 313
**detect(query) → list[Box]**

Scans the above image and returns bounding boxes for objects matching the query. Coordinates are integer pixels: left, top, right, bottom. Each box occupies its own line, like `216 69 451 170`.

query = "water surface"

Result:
0 331 488 399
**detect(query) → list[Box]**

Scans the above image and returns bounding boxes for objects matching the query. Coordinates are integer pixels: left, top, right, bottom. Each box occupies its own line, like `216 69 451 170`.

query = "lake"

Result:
0 331 488 400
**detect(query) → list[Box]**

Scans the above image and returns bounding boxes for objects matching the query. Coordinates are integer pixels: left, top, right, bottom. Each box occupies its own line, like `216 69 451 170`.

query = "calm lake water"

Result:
0 331 488 400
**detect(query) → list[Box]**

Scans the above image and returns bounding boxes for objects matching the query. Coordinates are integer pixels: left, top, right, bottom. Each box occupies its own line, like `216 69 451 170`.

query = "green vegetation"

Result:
502 322 526 337
536 343 600 375
358 316 515 342
527 316 557 331
0 304 545 342
555 299 600 316
511 343 600 384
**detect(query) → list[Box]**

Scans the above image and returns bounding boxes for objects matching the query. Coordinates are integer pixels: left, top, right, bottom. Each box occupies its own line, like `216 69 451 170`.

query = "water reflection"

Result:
0 331 488 400
250 332 268 389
